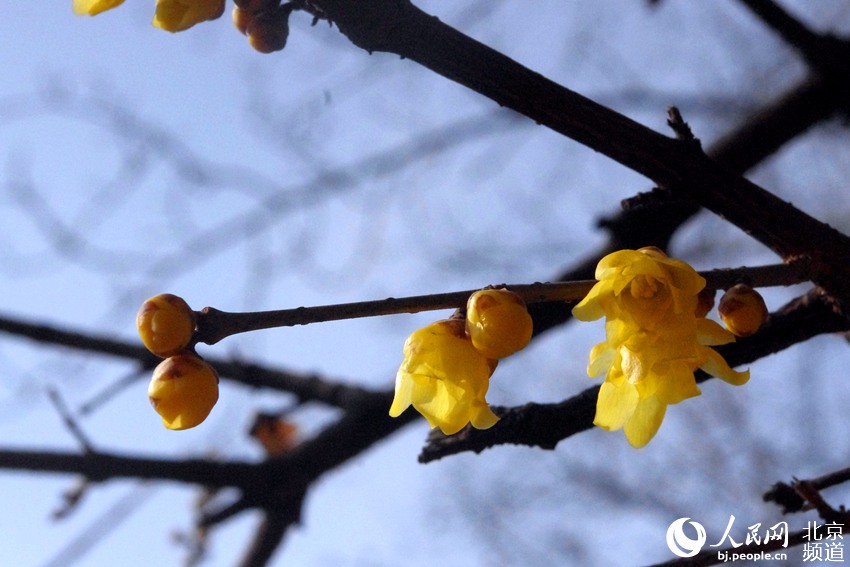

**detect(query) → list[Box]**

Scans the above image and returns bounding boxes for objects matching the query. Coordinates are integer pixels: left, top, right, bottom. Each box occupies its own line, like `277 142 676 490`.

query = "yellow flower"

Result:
148 354 219 430
390 319 499 435
466 289 533 360
73 0 125 16
574 248 749 447
153 0 225 32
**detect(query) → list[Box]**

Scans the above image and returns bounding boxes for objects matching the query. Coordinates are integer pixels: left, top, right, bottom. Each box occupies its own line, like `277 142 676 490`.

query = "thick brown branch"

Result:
533 74 846 335
0 450 261 487
737 0 850 80
238 513 292 567
309 0 850 308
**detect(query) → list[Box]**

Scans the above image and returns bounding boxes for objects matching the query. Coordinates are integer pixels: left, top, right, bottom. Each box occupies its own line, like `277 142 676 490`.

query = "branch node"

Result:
666 106 700 147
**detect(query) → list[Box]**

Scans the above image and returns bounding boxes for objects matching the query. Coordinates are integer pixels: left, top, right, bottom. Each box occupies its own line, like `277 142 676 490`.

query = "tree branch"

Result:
0 314 381 409
307 0 850 308
737 0 850 81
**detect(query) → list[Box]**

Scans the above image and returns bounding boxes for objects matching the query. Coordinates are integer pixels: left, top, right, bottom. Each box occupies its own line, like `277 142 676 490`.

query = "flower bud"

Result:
718 284 768 337
466 289 533 359
249 414 298 456
247 6 290 53
148 354 219 430
137 294 196 357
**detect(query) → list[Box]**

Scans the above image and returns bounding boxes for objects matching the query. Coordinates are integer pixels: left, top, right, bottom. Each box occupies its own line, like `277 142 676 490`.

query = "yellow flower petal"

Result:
654 362 701 404
588 341 615 376
623 396 666 448
470 403 500 430
153 0 225 32
696 318 736 346
73 0 125 16
699 347 750 386
594 378 638 431
572 281 608 321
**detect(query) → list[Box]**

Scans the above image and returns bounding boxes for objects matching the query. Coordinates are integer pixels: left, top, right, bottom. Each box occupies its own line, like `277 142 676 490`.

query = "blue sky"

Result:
2 2 850 566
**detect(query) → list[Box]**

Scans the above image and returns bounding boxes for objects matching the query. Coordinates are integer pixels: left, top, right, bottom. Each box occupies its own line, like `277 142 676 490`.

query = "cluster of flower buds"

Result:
232 0 292 53
137 294 219 430
389 288 533 435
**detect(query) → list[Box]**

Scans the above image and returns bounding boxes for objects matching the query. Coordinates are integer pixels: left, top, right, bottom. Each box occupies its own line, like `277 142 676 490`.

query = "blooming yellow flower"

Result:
153 0 225 32
390 319 499 435
573 248 749 447
73 0 125 16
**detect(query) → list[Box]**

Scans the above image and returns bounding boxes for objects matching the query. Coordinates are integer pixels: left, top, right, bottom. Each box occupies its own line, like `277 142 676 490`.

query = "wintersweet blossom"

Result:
390 319 499 435
153 0 225 32
573 247 749 447
73 0 125 16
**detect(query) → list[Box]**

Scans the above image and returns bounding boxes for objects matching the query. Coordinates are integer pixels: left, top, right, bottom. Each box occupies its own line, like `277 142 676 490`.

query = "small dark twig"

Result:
77 367 147 416
793 480 850 525
51 478 89 520
667 106 698 143
736 0 850 80
47 387 95 453
765 464 850 515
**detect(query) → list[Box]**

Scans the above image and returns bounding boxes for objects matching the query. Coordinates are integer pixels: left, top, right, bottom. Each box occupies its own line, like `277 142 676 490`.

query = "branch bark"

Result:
307 0 850 308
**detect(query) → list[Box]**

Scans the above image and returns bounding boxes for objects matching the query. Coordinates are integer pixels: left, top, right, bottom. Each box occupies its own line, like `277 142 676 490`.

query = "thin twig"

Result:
194 262 809 345
765 463 850 514
47 387 95 453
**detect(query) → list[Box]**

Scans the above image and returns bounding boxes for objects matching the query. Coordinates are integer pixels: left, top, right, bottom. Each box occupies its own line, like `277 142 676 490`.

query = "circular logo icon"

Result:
666 517 707 558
